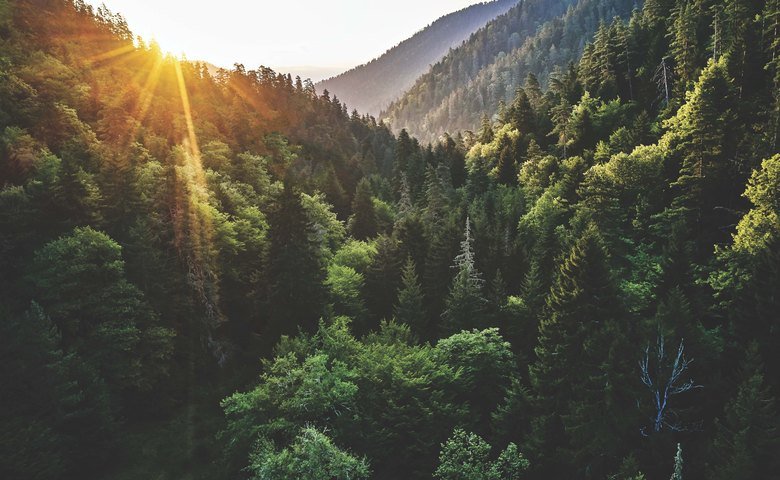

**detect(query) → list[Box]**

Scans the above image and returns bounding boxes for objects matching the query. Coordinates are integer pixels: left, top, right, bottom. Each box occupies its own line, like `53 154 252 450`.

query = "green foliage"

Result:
732 155 780 254
706 346 780 480
2 0 780 478
26 226 174 392
348 178 378 240
247 427 370 480
395 257 427 339
0 303 115 479
434 429 529 480
442 218 487 334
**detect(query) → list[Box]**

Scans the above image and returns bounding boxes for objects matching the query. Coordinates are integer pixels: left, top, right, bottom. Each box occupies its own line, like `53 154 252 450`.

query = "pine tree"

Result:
668 58 738 254
496 142 517 186
394 129 414 189
442 218 487 335
478 114 494 144
424 217 460 332
506 87 535 135
348 178 377 241
527 226 630 478
267 182 327 340
670 444 684 480
395 257 427 340
706 345 780 480
668 1 701 97
364 235 403 330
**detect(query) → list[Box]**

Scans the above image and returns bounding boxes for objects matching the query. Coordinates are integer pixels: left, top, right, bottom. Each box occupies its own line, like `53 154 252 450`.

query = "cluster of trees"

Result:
317 0 517 116
1 0 779 479
383 0 638 142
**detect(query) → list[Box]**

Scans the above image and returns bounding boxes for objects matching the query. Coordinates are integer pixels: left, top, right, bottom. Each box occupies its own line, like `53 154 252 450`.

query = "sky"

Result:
85 0 486 81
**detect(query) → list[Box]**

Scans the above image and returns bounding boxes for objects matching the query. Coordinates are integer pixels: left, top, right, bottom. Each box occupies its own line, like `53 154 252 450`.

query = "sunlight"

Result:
174 59 201 162
134 55 164 125
83 43 136 65
172 58 223 329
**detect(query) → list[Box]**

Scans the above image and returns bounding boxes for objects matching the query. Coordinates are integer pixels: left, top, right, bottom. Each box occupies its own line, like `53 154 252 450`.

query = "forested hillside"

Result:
316 0 517 116
1 0 780 480
383 0 637 141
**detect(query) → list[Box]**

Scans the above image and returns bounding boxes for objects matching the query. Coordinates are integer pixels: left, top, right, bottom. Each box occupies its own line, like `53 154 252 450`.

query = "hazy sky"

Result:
86 0 486 81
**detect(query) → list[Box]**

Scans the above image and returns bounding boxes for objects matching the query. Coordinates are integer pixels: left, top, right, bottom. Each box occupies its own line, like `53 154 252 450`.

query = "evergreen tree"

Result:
364 235 403 329
348 178 378 241
26 227 174 393
442 218 487 335
479 114 494 144
394 257 427 340
267 182 327 340
496 142 518 186
527 226 631 478
668 1 701 97
670 444 684 480
0 303 115 479
706 345 780 480
667 58 739 253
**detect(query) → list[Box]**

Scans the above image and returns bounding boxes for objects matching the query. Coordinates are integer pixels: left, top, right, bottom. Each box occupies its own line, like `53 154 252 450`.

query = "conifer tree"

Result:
394 257 427 340
506 88 535 135
706 345 780 480
348 178 377 241
479 114 494 144
668 58 738 252
527 226 630 478
267 182 327 339
364 235 403 329
671 444 684 480
668 1 701 97
496 142 517 186
442 218 487 335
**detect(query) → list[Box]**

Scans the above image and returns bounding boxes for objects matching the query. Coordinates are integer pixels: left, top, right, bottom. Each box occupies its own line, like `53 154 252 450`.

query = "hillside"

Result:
2 0 780 480
383 0 637 141
316 0 517 116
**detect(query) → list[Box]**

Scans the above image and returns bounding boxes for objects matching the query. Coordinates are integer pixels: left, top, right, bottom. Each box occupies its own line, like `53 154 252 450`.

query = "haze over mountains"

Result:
3 1 780 479
316 0 517 116
382 0 638 142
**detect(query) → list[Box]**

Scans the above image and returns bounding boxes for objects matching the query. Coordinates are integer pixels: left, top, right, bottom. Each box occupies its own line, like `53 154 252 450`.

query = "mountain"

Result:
3 1 780 480
383 0 637 142
315 0 518 116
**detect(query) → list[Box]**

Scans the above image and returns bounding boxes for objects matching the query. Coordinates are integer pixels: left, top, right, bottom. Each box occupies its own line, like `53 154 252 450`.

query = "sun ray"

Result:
174 59 202 164
172 58 223 331
83 43 136 65
133 55 164 125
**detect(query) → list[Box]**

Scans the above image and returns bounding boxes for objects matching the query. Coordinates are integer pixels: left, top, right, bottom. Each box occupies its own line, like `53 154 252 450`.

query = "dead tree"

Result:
639 336 702 436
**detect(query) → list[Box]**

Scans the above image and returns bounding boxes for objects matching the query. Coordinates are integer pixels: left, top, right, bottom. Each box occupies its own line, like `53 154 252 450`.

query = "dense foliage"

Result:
1 0 779 479
383 0 638 142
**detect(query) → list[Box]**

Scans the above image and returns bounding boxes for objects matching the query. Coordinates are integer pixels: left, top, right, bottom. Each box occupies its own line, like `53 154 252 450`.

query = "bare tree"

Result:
639 336 702 436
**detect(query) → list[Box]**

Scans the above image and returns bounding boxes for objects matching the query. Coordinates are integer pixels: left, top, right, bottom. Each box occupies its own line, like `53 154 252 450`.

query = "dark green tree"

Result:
706 345 780 480
26 226 174 393
527 226 632 478
348 178 378 240
442 218 487 335
267 182 327 340
394 257 427 340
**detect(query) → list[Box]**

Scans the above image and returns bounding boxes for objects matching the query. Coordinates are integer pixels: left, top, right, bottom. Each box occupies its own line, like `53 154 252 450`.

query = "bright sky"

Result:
86 0 485 81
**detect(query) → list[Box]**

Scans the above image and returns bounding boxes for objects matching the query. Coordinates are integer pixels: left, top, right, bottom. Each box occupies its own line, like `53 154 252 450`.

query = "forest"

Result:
0 0 778 479
317 0 517 116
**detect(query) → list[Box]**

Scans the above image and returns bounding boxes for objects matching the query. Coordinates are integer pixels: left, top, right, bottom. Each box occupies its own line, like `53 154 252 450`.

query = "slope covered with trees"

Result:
383 0 637 142
316 0 517 117
1 0 779 479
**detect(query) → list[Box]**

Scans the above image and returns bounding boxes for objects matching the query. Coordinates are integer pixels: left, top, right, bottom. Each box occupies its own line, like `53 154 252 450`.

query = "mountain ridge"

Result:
316 0 518 116
382 0 637 142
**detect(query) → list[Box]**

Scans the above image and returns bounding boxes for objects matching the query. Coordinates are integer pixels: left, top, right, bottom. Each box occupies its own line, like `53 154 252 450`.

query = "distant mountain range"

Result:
382 0 638 142
316 0 518 117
